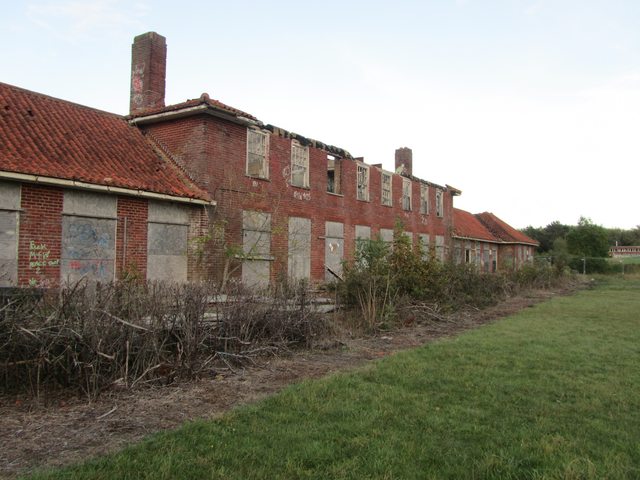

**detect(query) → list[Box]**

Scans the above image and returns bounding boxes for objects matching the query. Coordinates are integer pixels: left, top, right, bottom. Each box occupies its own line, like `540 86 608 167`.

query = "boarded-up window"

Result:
381 172 392 206
355 225 371 244
402 231 413 246
325 221 344 282
242 211 272 288
247 129 269 179
147 201 189 283
402 178 412 211
62 191 116 284
291 141 309 188
0 182 20 286
355 225 371 256
420 184 429 214
288 217 311 281
356 163 369 201
379 228 393 245
419 233 430 260
435 235 445 262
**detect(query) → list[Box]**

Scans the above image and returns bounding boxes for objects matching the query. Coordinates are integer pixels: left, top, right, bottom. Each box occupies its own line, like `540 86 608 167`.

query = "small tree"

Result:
566 217 609 258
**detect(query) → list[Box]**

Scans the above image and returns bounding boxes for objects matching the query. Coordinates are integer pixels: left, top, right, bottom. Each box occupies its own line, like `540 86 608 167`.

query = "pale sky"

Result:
2 0 639 229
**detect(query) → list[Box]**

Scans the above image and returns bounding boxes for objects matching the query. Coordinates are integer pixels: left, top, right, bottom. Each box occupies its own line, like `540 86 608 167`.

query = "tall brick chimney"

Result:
395 147 413 176
130 32 167 115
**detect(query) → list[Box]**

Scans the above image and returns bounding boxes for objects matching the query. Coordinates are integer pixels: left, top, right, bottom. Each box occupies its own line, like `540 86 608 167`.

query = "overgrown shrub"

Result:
0 279 325 401
338 223 568 331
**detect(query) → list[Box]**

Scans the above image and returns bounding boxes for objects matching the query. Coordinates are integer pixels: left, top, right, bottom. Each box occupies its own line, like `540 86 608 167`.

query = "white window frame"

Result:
420 184 429 214
402 178 412 211
356 163 370 201
435 189 444 217
290 141 309 188
246 129 269 179
381 171 392 206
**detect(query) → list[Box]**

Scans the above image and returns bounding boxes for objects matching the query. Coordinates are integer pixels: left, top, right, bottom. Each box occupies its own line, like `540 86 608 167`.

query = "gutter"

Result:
452 234 538 247
129 104 260 127
0 171 215 206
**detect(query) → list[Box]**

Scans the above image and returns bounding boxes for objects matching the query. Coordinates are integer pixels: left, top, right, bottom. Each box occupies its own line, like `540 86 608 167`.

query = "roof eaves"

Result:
0 170 215 206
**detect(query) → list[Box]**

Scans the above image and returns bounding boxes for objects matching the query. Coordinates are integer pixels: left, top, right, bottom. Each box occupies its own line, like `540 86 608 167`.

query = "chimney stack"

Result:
130 32 167 115
395 147 413 176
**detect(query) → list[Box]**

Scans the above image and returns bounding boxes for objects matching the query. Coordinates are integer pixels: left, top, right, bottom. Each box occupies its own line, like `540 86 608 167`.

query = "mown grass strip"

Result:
28 278 640 480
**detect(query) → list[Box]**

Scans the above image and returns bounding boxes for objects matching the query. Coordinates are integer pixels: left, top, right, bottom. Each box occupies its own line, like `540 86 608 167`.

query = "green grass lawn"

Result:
28 278 640 480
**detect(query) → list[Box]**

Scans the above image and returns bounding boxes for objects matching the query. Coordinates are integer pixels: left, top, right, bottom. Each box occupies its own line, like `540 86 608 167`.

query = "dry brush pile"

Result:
0 280 326 401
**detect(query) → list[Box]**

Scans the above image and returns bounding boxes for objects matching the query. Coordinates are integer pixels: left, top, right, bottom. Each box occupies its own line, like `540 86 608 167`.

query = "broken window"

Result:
381 172 392 206
247 129 269 179
356 163 369 201
327 155 341 194
435 189 444 217
420 184 429 214
291 141 309 188
402 178 412 211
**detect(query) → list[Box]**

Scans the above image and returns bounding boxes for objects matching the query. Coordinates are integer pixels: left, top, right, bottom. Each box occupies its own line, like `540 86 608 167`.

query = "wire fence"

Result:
535 255 640 275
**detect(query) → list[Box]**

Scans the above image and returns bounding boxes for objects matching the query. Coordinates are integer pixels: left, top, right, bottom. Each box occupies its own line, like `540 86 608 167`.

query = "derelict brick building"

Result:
0 31 537 287
128 32 463 287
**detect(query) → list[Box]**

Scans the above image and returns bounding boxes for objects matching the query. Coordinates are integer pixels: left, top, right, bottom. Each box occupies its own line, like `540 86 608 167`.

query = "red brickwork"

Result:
143 116 455 284
116 196 148 280
18 184 63 286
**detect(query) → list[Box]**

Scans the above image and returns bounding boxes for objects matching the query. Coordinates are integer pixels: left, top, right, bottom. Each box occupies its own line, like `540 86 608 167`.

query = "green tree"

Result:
566 217 609 258
523 221 571 253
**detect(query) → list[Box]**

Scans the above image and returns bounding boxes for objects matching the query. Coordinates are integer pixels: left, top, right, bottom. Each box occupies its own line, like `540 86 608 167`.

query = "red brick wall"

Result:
18 184 63 286
187 205 212 282
143 115 457 284
116 196 148 280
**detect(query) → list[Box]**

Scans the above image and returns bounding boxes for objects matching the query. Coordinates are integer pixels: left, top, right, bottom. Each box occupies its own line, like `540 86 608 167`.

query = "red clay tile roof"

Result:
128 92 257 121
475 212 539 246
0 82 210 201
453 209 497 242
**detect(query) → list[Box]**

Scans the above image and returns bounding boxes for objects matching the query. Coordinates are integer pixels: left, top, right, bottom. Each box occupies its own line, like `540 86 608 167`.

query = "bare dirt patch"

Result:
0 287 574 478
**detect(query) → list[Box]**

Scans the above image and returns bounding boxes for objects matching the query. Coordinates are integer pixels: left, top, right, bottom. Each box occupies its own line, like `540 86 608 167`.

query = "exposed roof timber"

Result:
264 124 353 159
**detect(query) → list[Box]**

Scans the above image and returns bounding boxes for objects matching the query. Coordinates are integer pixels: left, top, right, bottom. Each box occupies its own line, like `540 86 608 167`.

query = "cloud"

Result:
27 0 149 41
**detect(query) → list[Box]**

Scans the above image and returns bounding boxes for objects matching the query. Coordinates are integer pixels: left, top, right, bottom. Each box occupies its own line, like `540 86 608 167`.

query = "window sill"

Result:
246 175 270 182
326 191 344 197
